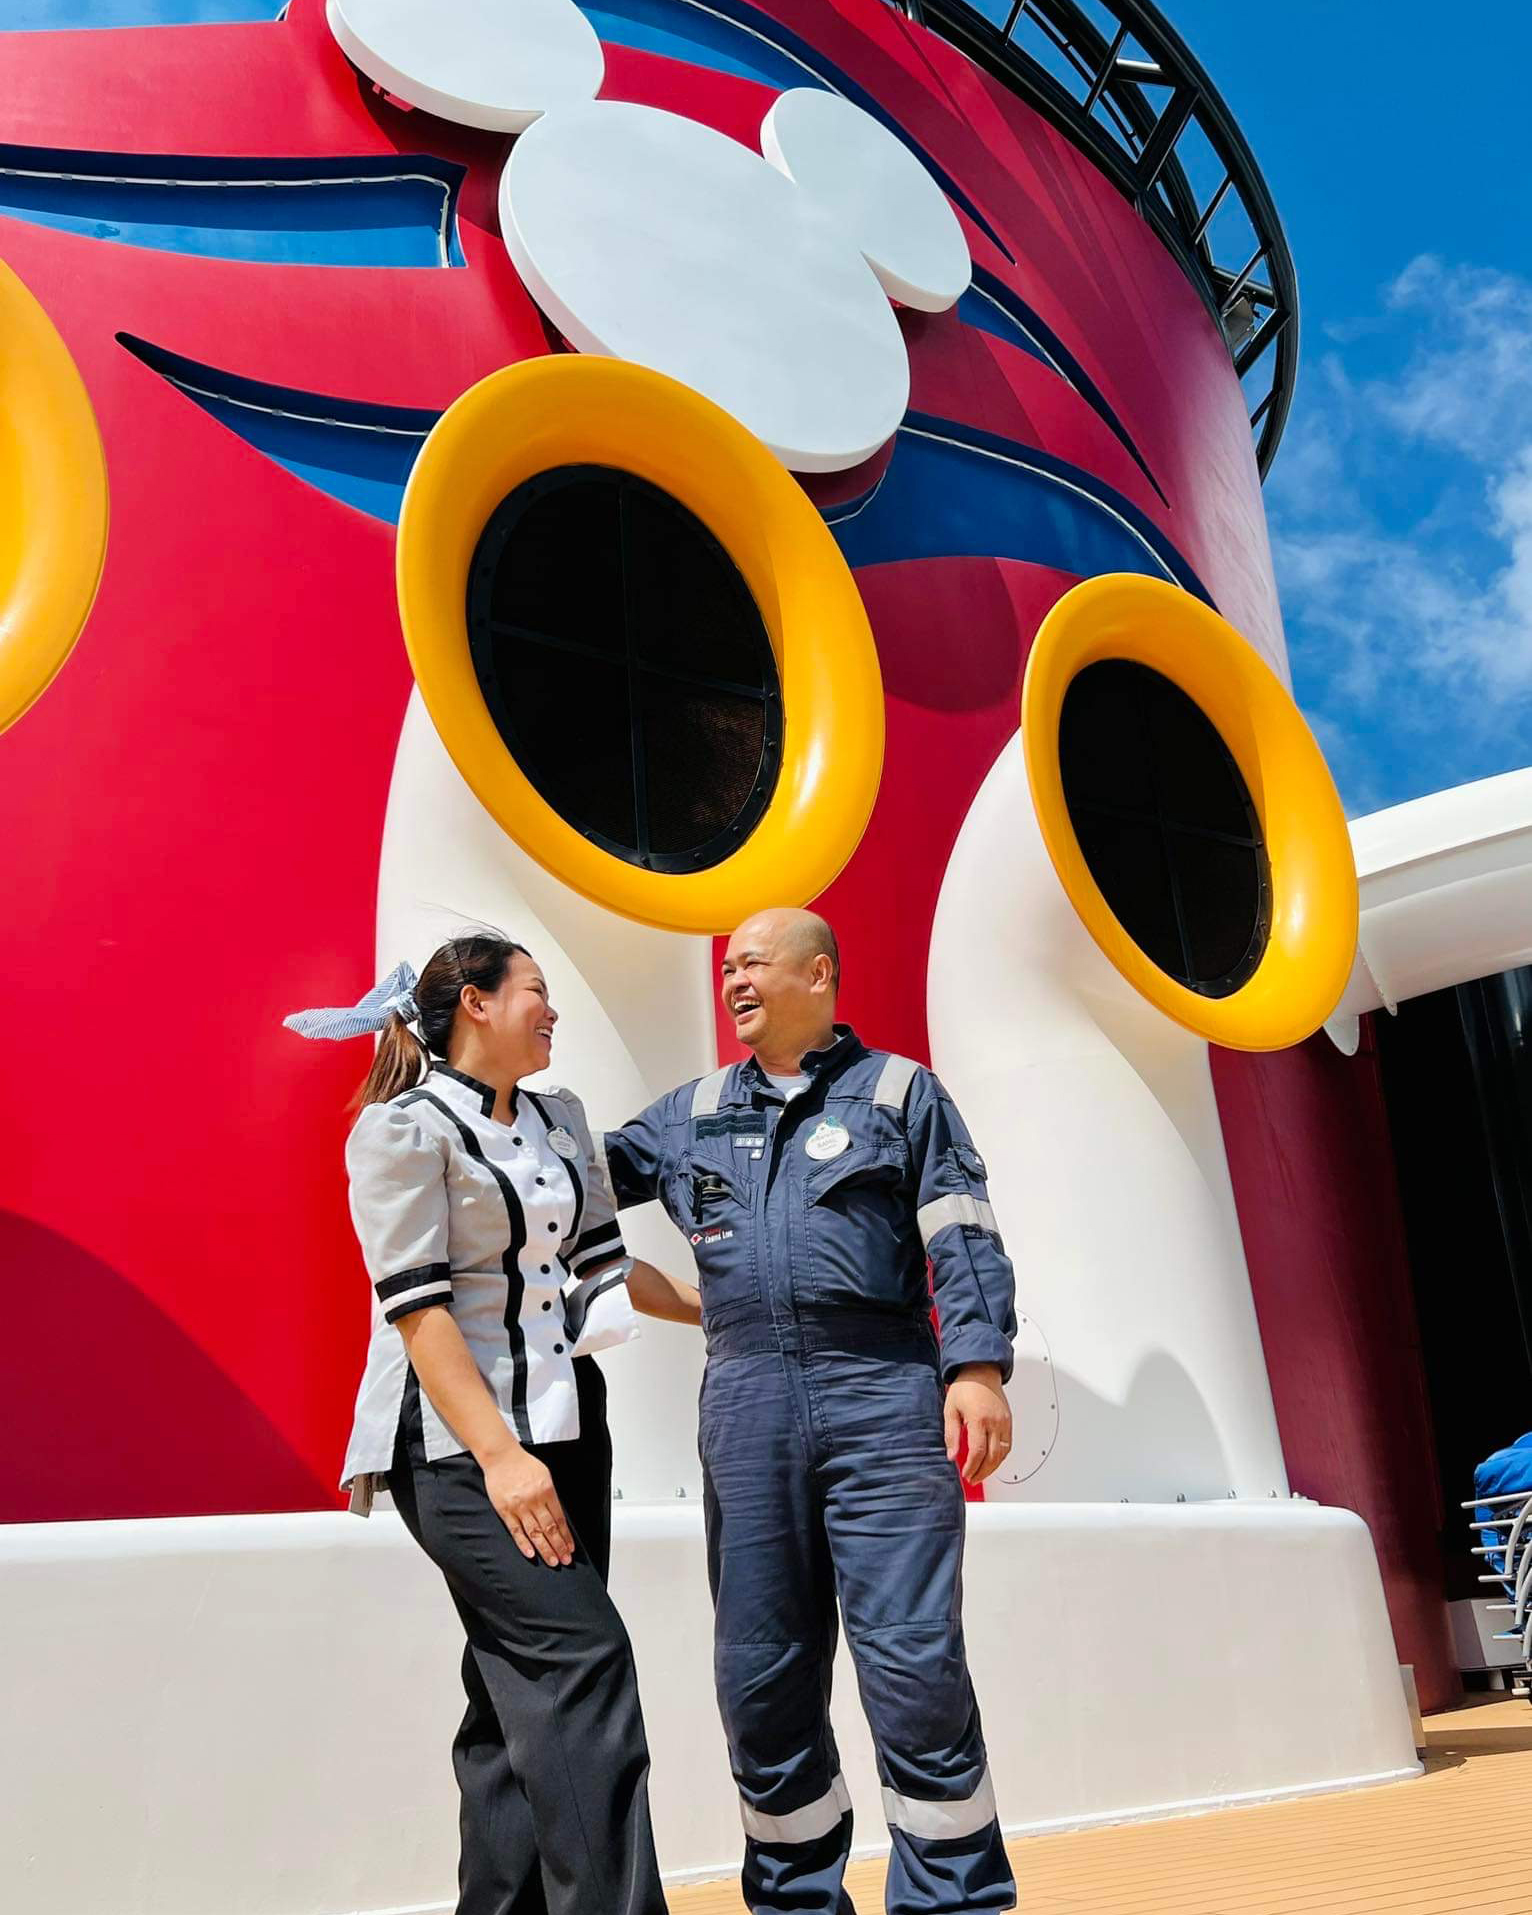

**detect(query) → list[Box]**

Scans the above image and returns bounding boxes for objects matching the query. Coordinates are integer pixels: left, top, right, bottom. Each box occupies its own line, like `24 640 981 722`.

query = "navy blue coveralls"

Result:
605 1027 1018 1915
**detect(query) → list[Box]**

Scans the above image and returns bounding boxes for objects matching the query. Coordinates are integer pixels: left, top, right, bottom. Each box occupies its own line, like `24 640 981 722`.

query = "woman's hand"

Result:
394 1309 576 1566
482 1447 576 1567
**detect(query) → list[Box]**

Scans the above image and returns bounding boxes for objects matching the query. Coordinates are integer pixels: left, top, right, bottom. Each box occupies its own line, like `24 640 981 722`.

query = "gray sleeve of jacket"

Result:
345 1101 453 1325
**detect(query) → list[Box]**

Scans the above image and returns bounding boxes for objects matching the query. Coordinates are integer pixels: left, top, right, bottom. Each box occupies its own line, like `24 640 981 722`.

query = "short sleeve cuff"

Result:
569 1263 640 1359
562 1255 634 1343
567 1219 625 1277
375 1263 453 1324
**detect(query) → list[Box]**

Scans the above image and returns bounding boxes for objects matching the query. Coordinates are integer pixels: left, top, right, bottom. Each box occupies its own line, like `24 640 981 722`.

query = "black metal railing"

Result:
901 0 1297 478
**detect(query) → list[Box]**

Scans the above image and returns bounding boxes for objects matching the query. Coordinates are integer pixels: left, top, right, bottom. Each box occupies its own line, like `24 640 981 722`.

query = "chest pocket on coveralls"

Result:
668 1154 760 1319
805 1144 910 1309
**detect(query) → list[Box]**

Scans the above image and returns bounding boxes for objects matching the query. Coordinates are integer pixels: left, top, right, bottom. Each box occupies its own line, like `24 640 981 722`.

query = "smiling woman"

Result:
0 259 108 736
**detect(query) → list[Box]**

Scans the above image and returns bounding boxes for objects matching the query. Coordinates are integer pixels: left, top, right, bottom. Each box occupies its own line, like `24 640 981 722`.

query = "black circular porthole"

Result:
465 465 783 873
1059 660 1271 998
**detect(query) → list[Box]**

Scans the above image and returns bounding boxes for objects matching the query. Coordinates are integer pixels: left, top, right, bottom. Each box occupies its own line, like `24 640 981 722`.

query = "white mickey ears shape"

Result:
326 0 603 134
501 101 910 473
760 90 971 313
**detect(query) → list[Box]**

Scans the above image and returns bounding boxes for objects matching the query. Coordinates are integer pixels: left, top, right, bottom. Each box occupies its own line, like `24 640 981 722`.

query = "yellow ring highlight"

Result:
397 357 884 934
0 260 109 734
1022 574 1357 1052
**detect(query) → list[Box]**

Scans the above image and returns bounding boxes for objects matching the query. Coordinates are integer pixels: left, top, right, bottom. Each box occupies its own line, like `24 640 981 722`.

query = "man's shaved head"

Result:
720 907 842 1069
771 908 840 989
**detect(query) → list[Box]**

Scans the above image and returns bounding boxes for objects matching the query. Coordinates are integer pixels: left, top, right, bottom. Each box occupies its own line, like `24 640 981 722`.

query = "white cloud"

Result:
1271 255 1532 813
1375 257 1532 459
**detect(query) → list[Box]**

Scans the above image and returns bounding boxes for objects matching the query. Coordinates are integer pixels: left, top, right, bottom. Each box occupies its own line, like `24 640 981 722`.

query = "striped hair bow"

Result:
283 961 419 1041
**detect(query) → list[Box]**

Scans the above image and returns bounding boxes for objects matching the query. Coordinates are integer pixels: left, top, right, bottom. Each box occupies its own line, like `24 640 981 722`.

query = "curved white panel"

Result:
500 101 910 472
760 90 971 312
326 0 603 134
928 735 1288 1502
0 1504 1418 1912
376 691 716 1501
1334 764 1532 1019
991 1312 1059 1486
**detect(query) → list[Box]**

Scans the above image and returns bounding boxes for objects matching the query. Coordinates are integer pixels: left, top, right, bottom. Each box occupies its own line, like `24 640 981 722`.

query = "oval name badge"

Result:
547 1125 581 1159
804 1117 850 1161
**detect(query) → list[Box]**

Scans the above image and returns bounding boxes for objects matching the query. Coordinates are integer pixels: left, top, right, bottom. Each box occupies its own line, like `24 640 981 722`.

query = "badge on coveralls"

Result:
804 1118 850 1161
547 1126 580 1159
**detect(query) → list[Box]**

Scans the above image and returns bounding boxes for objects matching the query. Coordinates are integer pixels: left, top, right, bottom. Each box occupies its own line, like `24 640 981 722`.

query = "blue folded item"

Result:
1475 1431 1532 1580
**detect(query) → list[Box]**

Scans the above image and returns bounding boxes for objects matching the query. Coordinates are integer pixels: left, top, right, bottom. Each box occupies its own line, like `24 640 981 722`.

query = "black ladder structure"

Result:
901 0 1298 479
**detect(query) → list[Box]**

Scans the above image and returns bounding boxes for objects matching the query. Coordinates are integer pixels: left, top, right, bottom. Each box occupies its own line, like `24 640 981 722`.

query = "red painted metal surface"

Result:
0 1 536 1517
1211 1025 1458 1708
2 0 1430 1609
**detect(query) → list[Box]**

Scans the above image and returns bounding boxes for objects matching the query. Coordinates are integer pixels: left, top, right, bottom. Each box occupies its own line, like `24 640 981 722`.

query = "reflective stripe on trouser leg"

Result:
882 1770 1011 1915
882 1769 997 1840
740 1772 851 1844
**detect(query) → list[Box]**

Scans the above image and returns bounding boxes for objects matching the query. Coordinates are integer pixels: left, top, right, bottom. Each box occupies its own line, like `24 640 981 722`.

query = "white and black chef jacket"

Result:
340 1063 637 1497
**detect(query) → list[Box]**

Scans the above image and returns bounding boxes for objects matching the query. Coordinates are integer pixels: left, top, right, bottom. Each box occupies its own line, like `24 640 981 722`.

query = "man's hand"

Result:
482 1447 576 1567
943 1363 1012 1486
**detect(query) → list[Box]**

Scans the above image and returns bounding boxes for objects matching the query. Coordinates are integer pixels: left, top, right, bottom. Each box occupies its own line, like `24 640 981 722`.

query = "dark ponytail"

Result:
354 1013 429 1111
355 933 528 1110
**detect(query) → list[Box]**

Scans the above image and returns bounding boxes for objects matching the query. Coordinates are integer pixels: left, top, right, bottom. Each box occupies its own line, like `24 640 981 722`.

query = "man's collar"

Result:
803 1024 862 1073
741 1024 863 1090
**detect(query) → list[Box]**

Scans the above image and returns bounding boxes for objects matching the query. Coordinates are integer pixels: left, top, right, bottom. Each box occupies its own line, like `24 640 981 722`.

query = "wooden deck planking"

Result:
671 1697 1532 1915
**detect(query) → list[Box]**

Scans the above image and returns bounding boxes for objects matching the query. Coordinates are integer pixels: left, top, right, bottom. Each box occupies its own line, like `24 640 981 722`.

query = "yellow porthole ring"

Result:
396 356 884 934
0 260 109 734
1022 573 1358 1052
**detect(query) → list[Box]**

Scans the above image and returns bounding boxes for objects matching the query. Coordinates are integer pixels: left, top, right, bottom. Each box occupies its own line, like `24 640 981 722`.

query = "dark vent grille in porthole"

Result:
1059 660 1271 998
465 465 782 872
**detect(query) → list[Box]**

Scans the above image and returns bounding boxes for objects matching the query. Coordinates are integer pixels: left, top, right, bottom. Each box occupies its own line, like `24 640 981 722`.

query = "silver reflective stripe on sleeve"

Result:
881 1769 997 1840
691 1066 731 1120
739 1773 852 1845
872 1053 919 1111
916 1191 998 1246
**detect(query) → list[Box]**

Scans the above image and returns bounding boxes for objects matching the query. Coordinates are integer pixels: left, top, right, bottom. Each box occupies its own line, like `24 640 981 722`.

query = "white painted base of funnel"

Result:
0 1500 1419 1913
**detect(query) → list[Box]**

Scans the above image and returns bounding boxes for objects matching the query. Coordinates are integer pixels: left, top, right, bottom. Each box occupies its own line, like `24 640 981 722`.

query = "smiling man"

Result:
604 906 1018 1915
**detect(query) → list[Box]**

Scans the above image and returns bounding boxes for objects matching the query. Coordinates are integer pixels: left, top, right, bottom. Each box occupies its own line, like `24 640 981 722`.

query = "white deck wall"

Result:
2 1500 1418 1915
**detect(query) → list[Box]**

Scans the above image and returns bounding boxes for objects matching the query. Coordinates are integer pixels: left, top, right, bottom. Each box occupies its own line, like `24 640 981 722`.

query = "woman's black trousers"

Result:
387 1358 668 1915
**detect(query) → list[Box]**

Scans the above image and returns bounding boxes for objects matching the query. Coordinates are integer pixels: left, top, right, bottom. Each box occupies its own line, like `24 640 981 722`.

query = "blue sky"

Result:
1168 0 1532 815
